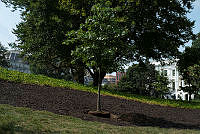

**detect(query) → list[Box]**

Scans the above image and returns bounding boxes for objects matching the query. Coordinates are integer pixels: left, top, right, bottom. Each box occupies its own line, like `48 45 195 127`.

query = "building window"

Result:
172 70 175 76
10 53 16 61
172 81 175 90
162 70 167 76
185 94 188 101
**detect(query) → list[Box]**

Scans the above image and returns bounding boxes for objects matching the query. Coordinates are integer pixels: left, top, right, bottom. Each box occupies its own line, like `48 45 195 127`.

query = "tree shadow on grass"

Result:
119 113 200 130
0 122 61 134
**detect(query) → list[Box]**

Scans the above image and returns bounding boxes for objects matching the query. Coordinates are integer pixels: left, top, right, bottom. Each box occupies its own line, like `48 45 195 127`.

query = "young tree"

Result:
65 1 130 111
0 42 9 68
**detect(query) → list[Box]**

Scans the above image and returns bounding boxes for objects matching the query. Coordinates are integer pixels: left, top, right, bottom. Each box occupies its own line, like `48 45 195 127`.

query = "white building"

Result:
6 50 31 74
151 60 194 101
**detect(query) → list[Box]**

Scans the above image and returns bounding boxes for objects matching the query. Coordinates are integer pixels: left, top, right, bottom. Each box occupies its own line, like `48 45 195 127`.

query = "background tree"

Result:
0 42 9 68
30 63 72 81
187 64 200 93
178 33 200 101
2 0 87 83
191 33 200 48
118 61 169 98
118 0 195 60
151 72 170 98
178 32 200 75
181 64 200 101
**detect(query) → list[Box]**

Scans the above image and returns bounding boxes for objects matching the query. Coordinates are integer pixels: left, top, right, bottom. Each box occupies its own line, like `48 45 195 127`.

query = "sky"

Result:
184 0 200 48
0 1 200 49
0 2 21 48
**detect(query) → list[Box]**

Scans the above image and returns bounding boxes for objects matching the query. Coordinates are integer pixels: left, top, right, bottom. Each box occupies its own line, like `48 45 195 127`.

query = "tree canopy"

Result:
2 0 195 83
178 33 200 79
178 33 200 100
2 0 87 83
0 42 9 68
118 62 169 98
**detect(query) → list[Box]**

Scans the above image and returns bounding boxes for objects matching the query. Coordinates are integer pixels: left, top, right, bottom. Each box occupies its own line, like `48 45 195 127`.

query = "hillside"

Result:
1 79 200 130
1 67 200 109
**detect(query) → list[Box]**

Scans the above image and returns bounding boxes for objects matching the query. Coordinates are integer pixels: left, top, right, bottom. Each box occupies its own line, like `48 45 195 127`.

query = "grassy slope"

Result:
0 104 199 134
0 67 200 109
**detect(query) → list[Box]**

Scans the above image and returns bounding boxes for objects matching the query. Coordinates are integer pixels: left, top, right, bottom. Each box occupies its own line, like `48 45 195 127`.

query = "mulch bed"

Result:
1 79 200 130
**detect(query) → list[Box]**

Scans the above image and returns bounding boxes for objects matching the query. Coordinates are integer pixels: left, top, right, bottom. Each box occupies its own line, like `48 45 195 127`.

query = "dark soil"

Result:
1 79 200 130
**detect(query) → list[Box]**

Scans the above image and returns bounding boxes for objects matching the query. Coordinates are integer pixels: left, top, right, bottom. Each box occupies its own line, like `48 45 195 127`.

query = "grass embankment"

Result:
0 104 199 134
0 67 200 109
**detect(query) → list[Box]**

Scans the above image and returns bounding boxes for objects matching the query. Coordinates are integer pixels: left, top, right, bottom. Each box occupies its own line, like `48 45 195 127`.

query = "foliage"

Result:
1 67 200 109
0 42 9 68
178 47 200 75
2 0 86 84
103 83 118 92
187 64 200 88
191 33 200 48
178 33 200 100
116 0 195 60
151 73 170 98
117 76 133 92
30 62 72 81
181 64 200 97
63 0 195 86
2 0 195 85
118 62 169 98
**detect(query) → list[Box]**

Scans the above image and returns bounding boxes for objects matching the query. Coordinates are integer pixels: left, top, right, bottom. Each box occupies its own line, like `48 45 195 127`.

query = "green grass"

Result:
1 67 200 109
0 104 199 134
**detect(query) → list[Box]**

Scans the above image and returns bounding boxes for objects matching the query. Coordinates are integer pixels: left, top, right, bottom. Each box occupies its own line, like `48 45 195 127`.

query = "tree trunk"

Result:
85 67 106 87
77 67 85 84
71 67 85 85
93 75 99 87
97 68 102 111
92 69 106 87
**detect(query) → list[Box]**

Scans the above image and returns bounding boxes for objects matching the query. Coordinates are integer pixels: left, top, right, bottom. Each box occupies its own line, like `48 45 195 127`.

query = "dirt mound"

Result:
1 79 200 129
